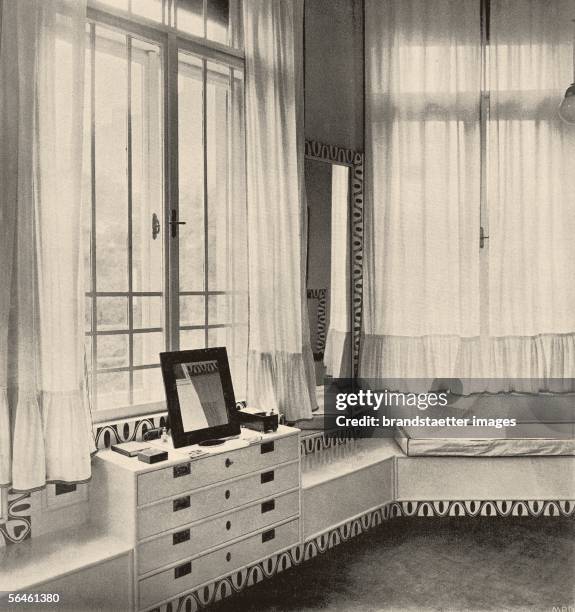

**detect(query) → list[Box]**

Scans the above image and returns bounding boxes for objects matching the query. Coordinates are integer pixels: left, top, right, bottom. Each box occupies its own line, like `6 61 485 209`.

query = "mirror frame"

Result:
304 139 364 377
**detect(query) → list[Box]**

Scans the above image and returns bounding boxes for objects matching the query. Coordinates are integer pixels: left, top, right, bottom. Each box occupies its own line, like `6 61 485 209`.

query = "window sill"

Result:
0 523 132 593
91 400 167 425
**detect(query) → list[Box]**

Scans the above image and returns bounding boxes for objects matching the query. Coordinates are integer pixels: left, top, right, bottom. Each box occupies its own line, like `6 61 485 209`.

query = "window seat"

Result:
0 524 132 609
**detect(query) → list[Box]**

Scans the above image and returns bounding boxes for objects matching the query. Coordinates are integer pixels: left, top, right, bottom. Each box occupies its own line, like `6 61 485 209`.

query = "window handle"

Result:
480 226 489 249
170 209 186 238
152 213 161 240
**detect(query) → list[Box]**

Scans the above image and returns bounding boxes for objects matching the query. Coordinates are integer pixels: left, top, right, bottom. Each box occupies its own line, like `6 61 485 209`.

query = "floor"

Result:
212 516 575 612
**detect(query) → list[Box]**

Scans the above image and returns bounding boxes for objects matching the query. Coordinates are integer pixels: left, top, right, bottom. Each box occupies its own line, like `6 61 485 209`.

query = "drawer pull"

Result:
261 441 275 454
261 470 274 484
224 489 231 499
226 520 232 530
261 499 275 513
174 561 192 579
173 463 191 478
262 528 276 543
173 496 191 512
225 458 234 468
226 552 232 562
173 529 190 545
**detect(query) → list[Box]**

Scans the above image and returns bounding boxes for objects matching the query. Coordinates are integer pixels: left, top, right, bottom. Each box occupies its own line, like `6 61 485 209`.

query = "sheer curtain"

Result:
324 165 352 378
488 0 575 388
243 0 315 420
362 0 482 380
0 0 94 492
362 0 575 391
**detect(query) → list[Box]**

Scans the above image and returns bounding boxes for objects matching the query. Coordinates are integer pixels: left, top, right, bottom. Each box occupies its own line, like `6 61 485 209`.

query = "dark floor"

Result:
212 516 575 612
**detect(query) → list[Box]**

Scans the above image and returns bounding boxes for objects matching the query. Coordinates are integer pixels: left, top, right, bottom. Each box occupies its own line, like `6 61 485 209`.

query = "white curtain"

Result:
362 0 575 392
362 0 482 380
0 0 94 492
487 0 575 389
243 0 315 420
324 164 352 378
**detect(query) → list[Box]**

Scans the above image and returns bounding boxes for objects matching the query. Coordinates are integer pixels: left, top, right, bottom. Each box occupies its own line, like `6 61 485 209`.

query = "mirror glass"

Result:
305 158 353 386
173 360 229 430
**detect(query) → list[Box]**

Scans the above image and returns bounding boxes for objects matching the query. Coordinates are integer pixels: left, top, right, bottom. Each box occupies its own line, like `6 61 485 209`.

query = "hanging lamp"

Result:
559 19 575 124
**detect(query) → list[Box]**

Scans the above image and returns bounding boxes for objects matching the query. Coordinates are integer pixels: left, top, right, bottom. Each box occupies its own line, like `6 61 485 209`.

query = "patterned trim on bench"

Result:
299 428 355 456
146 499 575 611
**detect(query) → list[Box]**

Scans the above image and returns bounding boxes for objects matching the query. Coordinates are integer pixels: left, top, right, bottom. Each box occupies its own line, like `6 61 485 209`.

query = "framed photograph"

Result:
160 347 240 448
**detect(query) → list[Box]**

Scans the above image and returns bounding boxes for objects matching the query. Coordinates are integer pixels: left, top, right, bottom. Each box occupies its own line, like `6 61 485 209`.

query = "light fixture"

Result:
559 19 575 124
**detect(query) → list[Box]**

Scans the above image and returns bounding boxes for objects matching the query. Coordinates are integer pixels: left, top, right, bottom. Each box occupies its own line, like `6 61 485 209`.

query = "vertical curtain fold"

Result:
0 0 94 492
243 0 315 420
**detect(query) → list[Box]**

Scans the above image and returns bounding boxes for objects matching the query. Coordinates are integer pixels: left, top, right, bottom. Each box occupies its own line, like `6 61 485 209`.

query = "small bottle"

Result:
161 427 168 443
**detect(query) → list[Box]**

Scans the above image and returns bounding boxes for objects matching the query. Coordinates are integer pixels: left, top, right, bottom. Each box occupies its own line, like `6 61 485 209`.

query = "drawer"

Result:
137 462 299 539
139 519 300 610
138 435 299 505
138 490 300 575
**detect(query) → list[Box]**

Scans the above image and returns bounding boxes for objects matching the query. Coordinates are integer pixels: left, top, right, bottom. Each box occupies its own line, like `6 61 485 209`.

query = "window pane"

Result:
206 62 230 292
98 371 130 408
95 27 129 292
132 0 163 22
207 326 227 347
133 296 163 329
180 329 206 350
207 0 229 44
131 39 164 293
178 53 205 292
97 297 129 330
180 295 205 326
98 0 129 10
98 334 129 369
85 297 93 333
133 367 164 404
207 294 228 325
133 332 164 366
178 0 204 37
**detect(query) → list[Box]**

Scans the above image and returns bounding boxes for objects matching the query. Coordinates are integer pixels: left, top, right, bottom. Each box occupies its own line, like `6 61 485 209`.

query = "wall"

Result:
304 0 364 152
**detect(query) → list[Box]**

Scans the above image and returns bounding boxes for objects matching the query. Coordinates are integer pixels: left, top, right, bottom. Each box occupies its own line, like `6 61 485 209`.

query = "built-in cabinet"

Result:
90 426 301 611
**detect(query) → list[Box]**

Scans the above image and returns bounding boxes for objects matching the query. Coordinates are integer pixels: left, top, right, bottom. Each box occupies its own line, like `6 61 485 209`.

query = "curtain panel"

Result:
0 0 94 492
362 0 575 391
243 0 315 421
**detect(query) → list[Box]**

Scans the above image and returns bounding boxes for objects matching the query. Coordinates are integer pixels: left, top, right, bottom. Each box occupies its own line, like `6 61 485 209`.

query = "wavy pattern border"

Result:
307 288 327 358
304 139 364 378
147 499 575 611
299 428 355 456
0 490 32 546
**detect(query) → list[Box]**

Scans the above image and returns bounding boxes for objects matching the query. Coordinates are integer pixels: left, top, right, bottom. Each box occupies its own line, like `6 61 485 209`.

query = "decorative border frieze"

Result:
306 288 327 358
299 428 355 456
0 490 32 546
148 498 575 611
94 413 168 450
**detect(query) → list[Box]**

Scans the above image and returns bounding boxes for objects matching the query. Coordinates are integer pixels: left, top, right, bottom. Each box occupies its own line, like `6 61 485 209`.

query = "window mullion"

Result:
90 23 98 411
203 58 209 347
165 33 180 351
127 35 134 405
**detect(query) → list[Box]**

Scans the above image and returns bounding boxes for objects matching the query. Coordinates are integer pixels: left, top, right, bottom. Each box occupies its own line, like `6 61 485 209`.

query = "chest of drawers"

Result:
90 426 301 611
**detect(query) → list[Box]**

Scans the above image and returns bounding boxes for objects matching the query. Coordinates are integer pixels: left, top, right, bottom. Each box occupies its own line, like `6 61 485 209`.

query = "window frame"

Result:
86 2 245 424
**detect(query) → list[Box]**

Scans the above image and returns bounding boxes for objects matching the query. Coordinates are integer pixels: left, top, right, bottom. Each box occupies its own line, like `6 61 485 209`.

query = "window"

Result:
85 1 247 420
